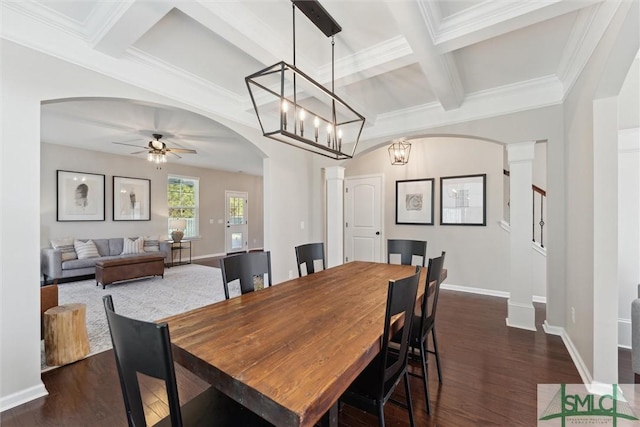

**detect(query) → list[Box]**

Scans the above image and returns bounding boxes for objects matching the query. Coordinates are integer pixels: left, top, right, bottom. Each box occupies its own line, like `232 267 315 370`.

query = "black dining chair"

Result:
294 242 325 277
102 295 272 427
393 251 446 414
387 239 427 267
220 251 272 300
339 266 422 427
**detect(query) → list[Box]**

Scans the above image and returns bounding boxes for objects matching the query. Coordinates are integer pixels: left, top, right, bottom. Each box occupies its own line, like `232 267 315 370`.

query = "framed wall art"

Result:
113 176 151 221
395 178 434 225
440 174 486 226
56 170 105 221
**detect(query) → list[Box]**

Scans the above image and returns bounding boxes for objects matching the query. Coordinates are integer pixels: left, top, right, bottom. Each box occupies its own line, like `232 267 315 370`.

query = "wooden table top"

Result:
162 261 438 427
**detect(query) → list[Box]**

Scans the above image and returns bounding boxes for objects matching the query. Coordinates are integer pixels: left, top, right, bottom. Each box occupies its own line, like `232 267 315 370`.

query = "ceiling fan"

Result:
112 133 197 163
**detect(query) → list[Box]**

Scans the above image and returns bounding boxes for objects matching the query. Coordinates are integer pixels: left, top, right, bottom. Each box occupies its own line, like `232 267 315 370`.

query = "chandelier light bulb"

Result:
282 100 288 130
314 117 320 142
299 109 306 137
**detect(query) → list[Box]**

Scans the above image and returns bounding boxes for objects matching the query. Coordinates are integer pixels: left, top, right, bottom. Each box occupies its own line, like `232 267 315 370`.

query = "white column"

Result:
592 96 618 385
506 141 537 331
325 166 344 268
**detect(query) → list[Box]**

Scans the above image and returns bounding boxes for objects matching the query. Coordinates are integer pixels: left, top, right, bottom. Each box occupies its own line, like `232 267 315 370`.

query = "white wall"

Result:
40 143 263 257
346 137 510 293
617 128 640 348
262 144 324 283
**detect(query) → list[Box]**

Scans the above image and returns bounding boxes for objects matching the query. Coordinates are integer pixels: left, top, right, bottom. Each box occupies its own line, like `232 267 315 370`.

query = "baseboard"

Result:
191 252 226 261
506 300 537 331
0 382 48 412
542 320 564 336
441 283 510 299
619 317 631 349
560 328 593 386
440 283 546 304
192 249 264 261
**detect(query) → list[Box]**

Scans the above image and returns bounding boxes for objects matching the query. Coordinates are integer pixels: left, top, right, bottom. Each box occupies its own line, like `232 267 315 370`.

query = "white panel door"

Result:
225 191 248 253
344 176 383 262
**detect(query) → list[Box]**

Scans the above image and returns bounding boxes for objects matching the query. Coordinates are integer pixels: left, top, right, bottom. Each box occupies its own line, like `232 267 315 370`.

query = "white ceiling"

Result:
1 0 633 175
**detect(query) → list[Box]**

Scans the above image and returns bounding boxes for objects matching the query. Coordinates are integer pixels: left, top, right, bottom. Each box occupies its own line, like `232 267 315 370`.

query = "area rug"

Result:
42 263 230 371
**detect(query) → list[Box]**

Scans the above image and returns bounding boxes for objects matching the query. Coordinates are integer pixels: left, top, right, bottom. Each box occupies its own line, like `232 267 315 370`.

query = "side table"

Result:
170 240 192 267
44 303 89 366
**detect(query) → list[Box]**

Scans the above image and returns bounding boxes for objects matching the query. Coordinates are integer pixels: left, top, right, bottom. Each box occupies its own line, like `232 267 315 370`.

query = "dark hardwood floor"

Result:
3 261 631 426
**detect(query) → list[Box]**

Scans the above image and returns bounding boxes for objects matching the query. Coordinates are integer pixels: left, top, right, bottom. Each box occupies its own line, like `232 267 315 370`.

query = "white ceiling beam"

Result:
92 0 173 57
427 0 603 53
388 1 464 110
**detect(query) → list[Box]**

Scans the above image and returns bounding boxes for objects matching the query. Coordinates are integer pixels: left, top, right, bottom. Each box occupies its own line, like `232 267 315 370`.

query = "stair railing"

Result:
532 184 546 248
503 169 546 248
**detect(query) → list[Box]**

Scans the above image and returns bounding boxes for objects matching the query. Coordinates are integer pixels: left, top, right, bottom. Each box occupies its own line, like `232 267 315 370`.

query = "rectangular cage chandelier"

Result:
245 0 365 160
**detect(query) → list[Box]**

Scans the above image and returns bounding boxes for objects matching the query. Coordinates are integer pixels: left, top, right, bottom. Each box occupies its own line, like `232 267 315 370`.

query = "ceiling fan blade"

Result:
130 150 148 155
112 141 147 150
167 148 197 154
168 152 183 159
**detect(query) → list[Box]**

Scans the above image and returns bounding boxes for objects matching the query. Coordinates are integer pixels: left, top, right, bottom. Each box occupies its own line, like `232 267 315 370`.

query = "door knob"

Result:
375 231 380 235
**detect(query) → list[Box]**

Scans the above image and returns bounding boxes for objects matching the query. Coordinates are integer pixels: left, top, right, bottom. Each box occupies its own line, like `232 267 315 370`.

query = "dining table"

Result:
162 261 446 427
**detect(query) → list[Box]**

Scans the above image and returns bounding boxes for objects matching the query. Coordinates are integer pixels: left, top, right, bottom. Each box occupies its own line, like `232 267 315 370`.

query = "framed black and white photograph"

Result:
56 170 105 221
395 178 434 225
440 174 486 226
113 176 151 221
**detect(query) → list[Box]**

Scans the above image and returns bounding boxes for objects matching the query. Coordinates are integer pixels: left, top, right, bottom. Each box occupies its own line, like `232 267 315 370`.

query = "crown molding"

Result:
373 75 563 139
2 1 86 39
557 1 620 99
85 1 136 47
417 0 441 44
317 35 412 84
126 48 246 105
431 0 602 53
182 1 293 70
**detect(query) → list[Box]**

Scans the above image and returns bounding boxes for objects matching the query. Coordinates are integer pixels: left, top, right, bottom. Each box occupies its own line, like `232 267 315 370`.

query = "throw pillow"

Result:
143 236 160 252
50 237 77 261
121 237 144 255
74 240 100 260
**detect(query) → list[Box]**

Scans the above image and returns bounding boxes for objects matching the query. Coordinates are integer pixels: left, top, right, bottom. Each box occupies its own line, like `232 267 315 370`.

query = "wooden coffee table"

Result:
95 256 165 289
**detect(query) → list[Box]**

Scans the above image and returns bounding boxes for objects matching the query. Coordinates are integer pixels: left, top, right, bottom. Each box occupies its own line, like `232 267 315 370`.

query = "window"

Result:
168 175 199 238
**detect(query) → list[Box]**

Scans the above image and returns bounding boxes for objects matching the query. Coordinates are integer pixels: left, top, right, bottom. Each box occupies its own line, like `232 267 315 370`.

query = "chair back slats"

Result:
220 251 272 299
379 266 421 391
295 243 325 277
103 295 183 427
387 239 427 266
418 251 446 340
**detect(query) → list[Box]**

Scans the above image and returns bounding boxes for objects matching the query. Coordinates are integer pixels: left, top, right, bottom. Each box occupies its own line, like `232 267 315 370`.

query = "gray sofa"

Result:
41 238 171 284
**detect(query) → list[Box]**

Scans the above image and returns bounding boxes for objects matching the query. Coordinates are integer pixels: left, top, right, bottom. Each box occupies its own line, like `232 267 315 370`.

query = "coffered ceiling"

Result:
1 0 627 175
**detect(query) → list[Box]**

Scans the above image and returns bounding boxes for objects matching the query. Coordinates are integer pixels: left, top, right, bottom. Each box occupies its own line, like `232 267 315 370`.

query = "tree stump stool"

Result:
44 303 90 366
